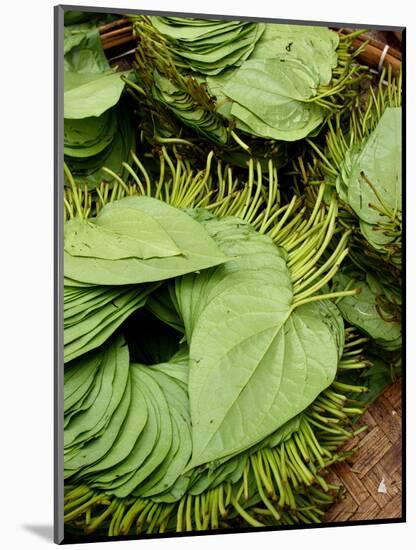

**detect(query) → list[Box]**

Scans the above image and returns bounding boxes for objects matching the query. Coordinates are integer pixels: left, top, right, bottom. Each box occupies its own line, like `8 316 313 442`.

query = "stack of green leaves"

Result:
64 19 135 189
63 195 229 362
64 337 192 503
63 194 346 506
62 145 379 536
150 17 265 75
152 71 228 144
312 99 401 366
170 214 343 469
206 24 339 141
335 107 401 264
297 72 402 376
134 18 340 143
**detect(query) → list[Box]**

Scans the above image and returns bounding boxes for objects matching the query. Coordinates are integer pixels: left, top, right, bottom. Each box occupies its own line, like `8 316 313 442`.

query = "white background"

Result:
0 0 413 548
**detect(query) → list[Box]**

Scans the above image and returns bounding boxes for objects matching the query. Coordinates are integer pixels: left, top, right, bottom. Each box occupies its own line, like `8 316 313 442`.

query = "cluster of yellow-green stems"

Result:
63 148 370 536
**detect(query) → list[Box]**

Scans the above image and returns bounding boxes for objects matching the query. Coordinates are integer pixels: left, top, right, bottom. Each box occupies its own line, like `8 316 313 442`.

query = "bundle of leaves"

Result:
64 18 135 189
297 71 402 361
150 17 265 75
204 24 339 141
63 151 371 538
125 16 364 152
332 271 401 351
334 107 401 267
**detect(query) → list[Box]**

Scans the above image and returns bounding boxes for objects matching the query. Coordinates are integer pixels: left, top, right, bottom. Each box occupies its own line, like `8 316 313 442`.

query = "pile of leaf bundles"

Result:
127 16 364 147
300 70 402 355
64 16 135 189
63 152 370 537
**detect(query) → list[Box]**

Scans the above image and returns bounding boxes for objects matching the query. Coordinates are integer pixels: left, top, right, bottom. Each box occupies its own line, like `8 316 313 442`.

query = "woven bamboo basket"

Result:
325 379 403 522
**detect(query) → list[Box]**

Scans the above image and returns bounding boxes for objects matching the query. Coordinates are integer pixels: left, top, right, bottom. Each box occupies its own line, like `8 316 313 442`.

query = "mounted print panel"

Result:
54 5 404 544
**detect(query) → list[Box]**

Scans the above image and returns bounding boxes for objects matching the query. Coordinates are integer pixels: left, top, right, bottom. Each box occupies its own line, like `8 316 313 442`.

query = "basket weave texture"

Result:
324 379 402 522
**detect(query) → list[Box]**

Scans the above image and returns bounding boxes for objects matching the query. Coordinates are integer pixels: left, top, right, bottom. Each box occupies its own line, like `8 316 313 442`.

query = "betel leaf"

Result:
110 366 173 497
63 19 134 188
332 272 401 349
204 24 338 142
63 285 156 363
317 299 345 360
146 284 185 335
215 58 324 141
247 24 339 86
64 335 130 449
64 110 117 158
65 376 132 471
81 377 148 476
64 350 102 412
346 107 402 226
152 71 228 144
343 357 397 407
64 196 229 285
174 214 292 340
63 23 126 119
359 219 396 249
188 299 339 468
64 26 109 74
150 17 264 75
90 378 158 490
135 367 192 498
64 204 181 260
150 17 242 42
64 71 127 119
65 100 136 190
335 146 360 203
169 214 339 468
